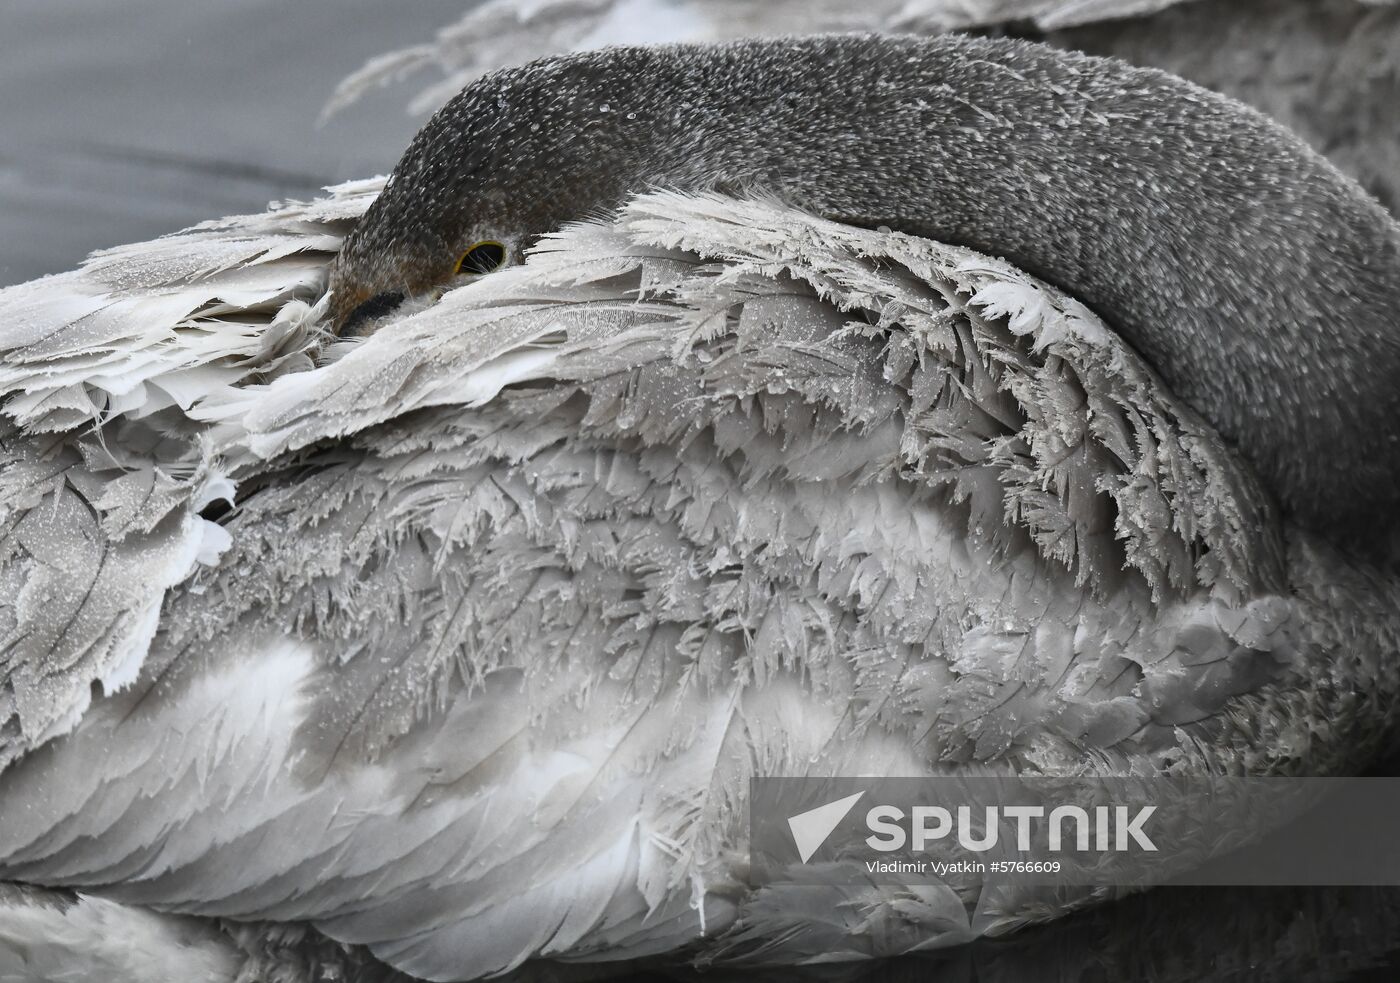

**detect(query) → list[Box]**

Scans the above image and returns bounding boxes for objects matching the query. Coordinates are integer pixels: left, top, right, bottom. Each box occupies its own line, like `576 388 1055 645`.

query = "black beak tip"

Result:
340 290 406 337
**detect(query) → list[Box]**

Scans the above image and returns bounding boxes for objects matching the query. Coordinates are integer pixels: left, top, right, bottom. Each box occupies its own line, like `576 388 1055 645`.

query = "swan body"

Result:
0 31 1399 983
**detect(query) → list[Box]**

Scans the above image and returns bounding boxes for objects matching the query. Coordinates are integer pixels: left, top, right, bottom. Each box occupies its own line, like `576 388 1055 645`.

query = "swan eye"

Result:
455 241 507 276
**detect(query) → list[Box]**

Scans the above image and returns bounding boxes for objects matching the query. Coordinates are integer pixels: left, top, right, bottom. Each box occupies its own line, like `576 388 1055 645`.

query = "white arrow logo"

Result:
787 791 865 863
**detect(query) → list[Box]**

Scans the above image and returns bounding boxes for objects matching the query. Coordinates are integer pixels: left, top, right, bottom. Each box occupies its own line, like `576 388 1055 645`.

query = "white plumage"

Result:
0 178 1397 979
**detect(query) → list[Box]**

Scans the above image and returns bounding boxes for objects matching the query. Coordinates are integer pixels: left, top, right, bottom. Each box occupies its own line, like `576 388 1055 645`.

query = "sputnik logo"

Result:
787 791 865 863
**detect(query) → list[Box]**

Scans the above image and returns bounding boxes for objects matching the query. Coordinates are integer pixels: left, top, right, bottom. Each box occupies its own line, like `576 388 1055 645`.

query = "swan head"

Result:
327 49 645 335
327 175 529 336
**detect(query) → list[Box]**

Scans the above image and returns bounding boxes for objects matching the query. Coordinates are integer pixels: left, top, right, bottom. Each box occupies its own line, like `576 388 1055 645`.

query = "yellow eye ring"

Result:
455 240 508 276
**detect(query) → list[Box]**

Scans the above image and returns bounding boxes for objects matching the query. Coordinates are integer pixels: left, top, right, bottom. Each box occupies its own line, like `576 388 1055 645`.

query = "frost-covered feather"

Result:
0 180 379 768
0 188 1397 978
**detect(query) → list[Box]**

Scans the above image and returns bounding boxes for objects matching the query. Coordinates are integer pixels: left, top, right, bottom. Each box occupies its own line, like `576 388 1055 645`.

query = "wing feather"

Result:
1 186 1394 975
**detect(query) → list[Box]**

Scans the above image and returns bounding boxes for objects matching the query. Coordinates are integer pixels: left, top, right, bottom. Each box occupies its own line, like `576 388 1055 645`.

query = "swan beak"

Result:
336 289 406 337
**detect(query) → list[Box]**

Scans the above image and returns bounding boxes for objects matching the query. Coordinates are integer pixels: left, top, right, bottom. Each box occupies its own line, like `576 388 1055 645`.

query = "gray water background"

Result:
0 0 471 286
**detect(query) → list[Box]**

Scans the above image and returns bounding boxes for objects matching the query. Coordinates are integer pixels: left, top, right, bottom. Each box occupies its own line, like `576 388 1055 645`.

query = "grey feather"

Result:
0 183 1396 976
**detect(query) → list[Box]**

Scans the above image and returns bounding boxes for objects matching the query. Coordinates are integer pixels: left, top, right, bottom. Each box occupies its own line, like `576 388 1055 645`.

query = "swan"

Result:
1 31 1399 982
